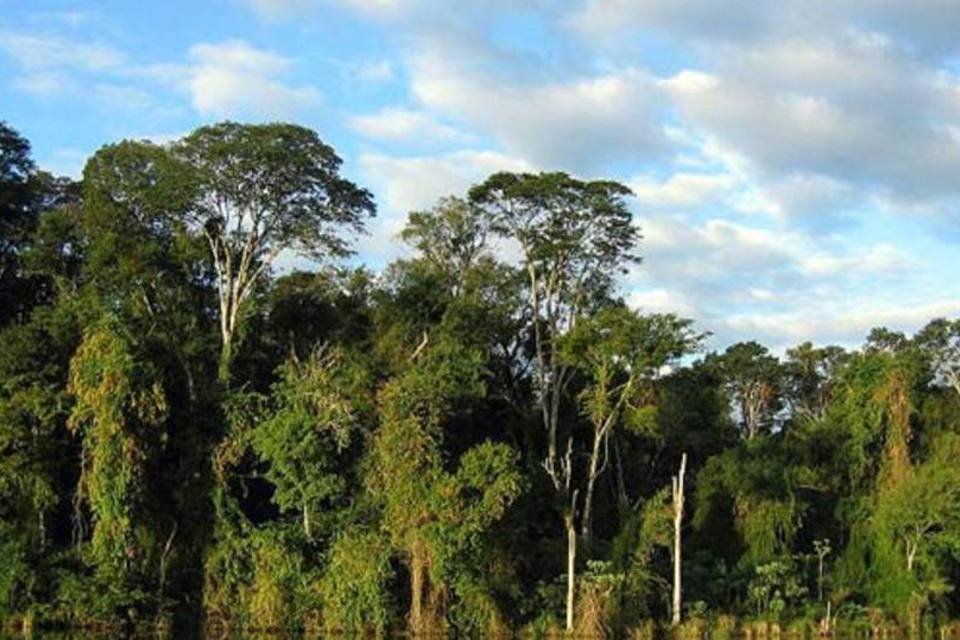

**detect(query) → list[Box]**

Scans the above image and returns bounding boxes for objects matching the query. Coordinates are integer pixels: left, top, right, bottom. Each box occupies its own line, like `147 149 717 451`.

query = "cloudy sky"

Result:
3 0 960 350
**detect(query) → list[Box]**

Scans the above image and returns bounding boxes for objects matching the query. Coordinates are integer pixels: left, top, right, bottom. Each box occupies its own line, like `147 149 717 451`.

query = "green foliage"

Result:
67 318 167 592
321 529 393 634
7 119 960 637
252 346 371 534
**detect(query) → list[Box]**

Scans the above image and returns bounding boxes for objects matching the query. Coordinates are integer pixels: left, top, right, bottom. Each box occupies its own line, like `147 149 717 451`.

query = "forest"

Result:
1 118 960 638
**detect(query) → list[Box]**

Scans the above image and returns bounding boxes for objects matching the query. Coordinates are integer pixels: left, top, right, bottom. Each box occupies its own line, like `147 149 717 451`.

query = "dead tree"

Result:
671 453 687 626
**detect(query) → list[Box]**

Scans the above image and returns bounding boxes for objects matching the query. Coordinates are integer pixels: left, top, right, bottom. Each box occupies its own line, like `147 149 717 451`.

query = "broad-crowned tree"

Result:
394 195 532 447
400 196 491 297
175 122 375 383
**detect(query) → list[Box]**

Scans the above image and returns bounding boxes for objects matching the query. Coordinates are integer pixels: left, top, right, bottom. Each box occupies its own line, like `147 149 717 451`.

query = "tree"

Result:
469 171 638 631
175 122 375 382
784 342 847 420
0 121 77 326
252 346 371 537
711 342 784 440
367 336 523 635
865 327 909 354
915 318 960 399
400 196 491 297
0 302 80 614
671 453 687 626
0 121 36 311
559 308 701 546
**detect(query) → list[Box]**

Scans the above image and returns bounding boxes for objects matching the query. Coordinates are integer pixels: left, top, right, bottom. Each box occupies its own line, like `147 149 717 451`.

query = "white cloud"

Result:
349 107 471 143
627 288 697 316
798 243 909 277
360 149 531 214
622 209 931 349
10 71 72 97
719 298 960 350
0 31 125 72
239 0 418 20
409 46 670 171
0 31 129 99
357 149 531 259
186 40 320 118
630 172 736 209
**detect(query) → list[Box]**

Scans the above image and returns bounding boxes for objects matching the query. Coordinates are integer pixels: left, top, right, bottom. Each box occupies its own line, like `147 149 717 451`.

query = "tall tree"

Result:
469 171 638 631
176 122 375 382
0 121 36 314
400 196 491 297
784 342 847 421
711 342 784 440
0 121 77 326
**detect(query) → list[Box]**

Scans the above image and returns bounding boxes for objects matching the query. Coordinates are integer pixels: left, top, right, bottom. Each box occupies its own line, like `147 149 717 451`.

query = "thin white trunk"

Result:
565 510 577 632
672 453 687 626
580 430 604 544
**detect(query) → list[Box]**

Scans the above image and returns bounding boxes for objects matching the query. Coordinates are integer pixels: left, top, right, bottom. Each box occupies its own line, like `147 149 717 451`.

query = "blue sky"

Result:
2 0 960 350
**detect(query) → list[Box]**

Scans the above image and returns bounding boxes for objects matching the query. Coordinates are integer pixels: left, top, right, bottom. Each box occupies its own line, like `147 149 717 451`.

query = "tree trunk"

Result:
218 335 233 385
565 510 577 632
580 430 604 545
672 453 687 626
410 541 426 635
613 436 630 515
817 555 824 602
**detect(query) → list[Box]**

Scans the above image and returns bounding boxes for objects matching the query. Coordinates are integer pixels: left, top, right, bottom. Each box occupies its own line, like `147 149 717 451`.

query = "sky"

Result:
2 0 960 351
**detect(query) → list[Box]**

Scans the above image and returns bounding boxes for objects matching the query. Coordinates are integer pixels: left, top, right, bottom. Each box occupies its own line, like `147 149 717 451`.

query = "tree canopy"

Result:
2 120 960 638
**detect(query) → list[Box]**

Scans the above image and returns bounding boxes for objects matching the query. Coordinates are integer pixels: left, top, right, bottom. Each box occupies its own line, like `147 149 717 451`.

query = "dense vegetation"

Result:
1 119 960 638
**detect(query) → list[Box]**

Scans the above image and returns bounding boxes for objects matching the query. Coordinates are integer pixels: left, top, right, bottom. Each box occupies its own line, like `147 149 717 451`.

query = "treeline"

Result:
1 119 960 637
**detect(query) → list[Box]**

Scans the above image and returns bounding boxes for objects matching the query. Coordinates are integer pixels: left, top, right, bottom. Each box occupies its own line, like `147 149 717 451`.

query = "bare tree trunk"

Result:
565 509 577 632
818 557 824 602
671 453 687 626
580 431 605 545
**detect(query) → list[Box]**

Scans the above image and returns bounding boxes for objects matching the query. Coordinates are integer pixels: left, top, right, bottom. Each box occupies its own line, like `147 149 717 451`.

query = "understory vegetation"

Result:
2 119 960 637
